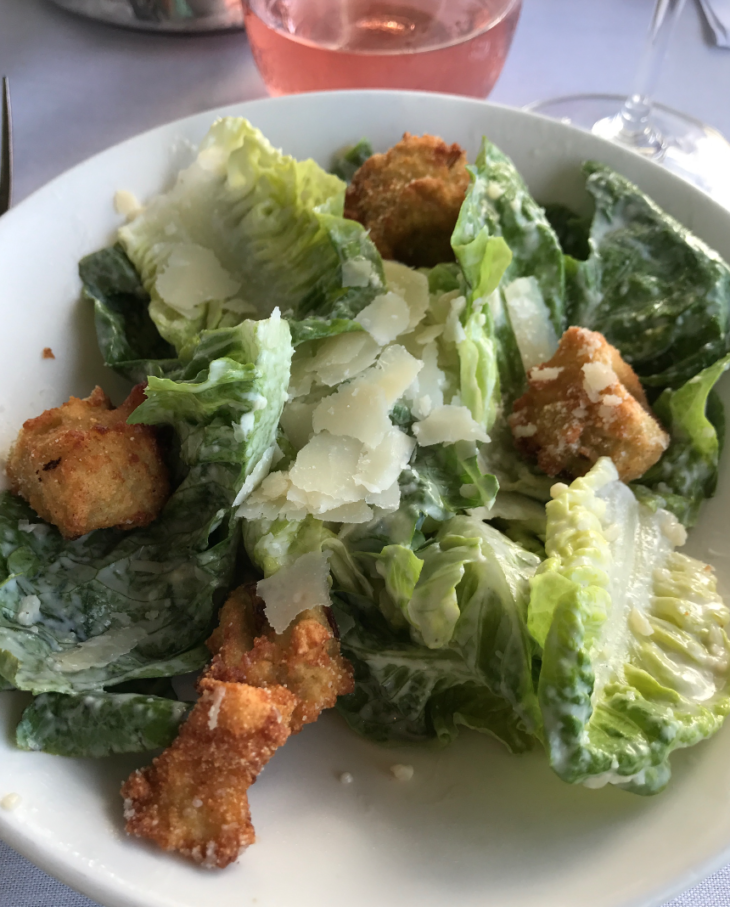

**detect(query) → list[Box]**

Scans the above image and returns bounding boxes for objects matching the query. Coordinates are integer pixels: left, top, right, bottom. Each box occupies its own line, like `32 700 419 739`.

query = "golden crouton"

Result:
7 384 169 539
344 133 470 268
121 584 353 868
509 327 669 482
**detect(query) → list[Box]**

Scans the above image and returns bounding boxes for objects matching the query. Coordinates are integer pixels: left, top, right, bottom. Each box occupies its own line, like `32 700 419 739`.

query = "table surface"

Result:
1 0 730 904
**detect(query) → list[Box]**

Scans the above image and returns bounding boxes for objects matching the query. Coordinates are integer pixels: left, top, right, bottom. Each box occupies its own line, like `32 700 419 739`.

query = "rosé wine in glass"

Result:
243 0 522 98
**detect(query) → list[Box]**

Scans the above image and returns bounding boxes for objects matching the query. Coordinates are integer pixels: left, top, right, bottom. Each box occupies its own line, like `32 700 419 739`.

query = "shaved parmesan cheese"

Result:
529 366 563 382
114 190 144 221
366 480 401 512
356 292 411 345
312 383 391 449
442 296 467 344
582 361 619 403
342 257 377 288
257 552 331 633
412 405 490 446
257 470 291 501
414 324 444 345
290 433 363 501
280 400 316 451
407 341 445 419
319 501 374 524
155 243 240 316
383 260 430 329
310 332 380 386
369 345 423 407
503 276 559 371
354 428 415 493
54 627 148 672
288 355 314 399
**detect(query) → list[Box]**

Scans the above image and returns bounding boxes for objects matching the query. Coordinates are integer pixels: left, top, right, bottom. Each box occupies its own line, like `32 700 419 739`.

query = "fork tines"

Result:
1 76 12 216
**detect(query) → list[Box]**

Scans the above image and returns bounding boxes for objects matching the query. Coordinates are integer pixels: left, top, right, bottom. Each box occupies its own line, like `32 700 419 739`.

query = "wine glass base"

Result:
525 94 730 209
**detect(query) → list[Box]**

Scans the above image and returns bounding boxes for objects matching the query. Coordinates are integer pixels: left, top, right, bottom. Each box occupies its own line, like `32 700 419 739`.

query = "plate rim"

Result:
2 88 730 907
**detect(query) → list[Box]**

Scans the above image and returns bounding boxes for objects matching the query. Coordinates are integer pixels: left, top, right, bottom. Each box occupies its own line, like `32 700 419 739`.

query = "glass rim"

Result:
242 0 523 56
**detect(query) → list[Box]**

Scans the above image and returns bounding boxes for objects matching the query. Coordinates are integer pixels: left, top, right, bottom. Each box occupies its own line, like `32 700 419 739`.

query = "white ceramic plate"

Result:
2 91 730 907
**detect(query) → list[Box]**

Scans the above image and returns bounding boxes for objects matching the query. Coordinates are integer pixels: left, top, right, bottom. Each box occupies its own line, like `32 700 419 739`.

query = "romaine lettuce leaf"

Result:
330 138 373 183
16 691 191 757
335 518 541 752
633 353 730 526
80 244 179 384
118 118 384 355
129 312 292 508
452 138 566 334
402 442 498 524
569 162 730 389
534 458 730 794
0 313 291 694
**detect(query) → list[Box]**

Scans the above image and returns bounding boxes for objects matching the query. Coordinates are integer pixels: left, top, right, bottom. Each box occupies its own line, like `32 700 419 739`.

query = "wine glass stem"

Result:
619 0 687 136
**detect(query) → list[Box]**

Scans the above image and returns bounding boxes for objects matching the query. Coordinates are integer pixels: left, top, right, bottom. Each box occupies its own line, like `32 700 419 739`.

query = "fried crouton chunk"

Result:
122 585 353 867
207 584 354 733
6 384 169 539
122 679 297 868
509 327 669 482
344 133 470 267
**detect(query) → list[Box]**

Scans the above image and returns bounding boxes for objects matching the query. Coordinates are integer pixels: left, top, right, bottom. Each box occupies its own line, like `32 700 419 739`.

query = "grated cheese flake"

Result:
257 551 331 633
582 361 619 403
355 292 411 345
155 243 240 316
383 260 430 329
312 382 391 449
412 405 489 447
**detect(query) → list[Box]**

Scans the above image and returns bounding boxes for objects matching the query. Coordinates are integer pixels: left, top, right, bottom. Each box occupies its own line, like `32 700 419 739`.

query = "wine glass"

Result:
243 0 522 98
526 0 730 207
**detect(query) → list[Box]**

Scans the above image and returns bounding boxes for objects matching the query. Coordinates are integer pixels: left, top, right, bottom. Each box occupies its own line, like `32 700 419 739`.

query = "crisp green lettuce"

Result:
452 138 565 334
80 244 179 383
534 459 730 794
118 118 384 355
335 518 541 751
16 691 191 757
402 442 498 524
451 138 565 408
129 312 292 507
330 138 373 183
0 313 291 694
634 353 730 526
569 162 730 389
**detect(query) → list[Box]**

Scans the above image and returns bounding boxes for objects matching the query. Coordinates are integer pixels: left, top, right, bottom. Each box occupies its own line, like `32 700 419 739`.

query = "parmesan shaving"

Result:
383 260 430 329
582 361 619 403
54 627 148 672
155 243 240 316
354 428 415 493
312 382 391 449
342 257 376 288
412 405 490 446
503 276 559 371
257 552 331 633
355 292 411 345
310 332 379 387
114 189 144 221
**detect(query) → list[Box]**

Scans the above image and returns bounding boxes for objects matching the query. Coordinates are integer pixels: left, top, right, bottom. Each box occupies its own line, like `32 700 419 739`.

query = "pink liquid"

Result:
244 0 522 98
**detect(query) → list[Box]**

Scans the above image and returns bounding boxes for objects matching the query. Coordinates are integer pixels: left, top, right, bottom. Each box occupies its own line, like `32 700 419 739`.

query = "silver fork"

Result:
1 77 12 215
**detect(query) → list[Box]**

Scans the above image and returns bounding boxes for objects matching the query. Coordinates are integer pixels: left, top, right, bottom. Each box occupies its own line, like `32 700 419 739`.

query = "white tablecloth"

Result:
1 0 729 904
